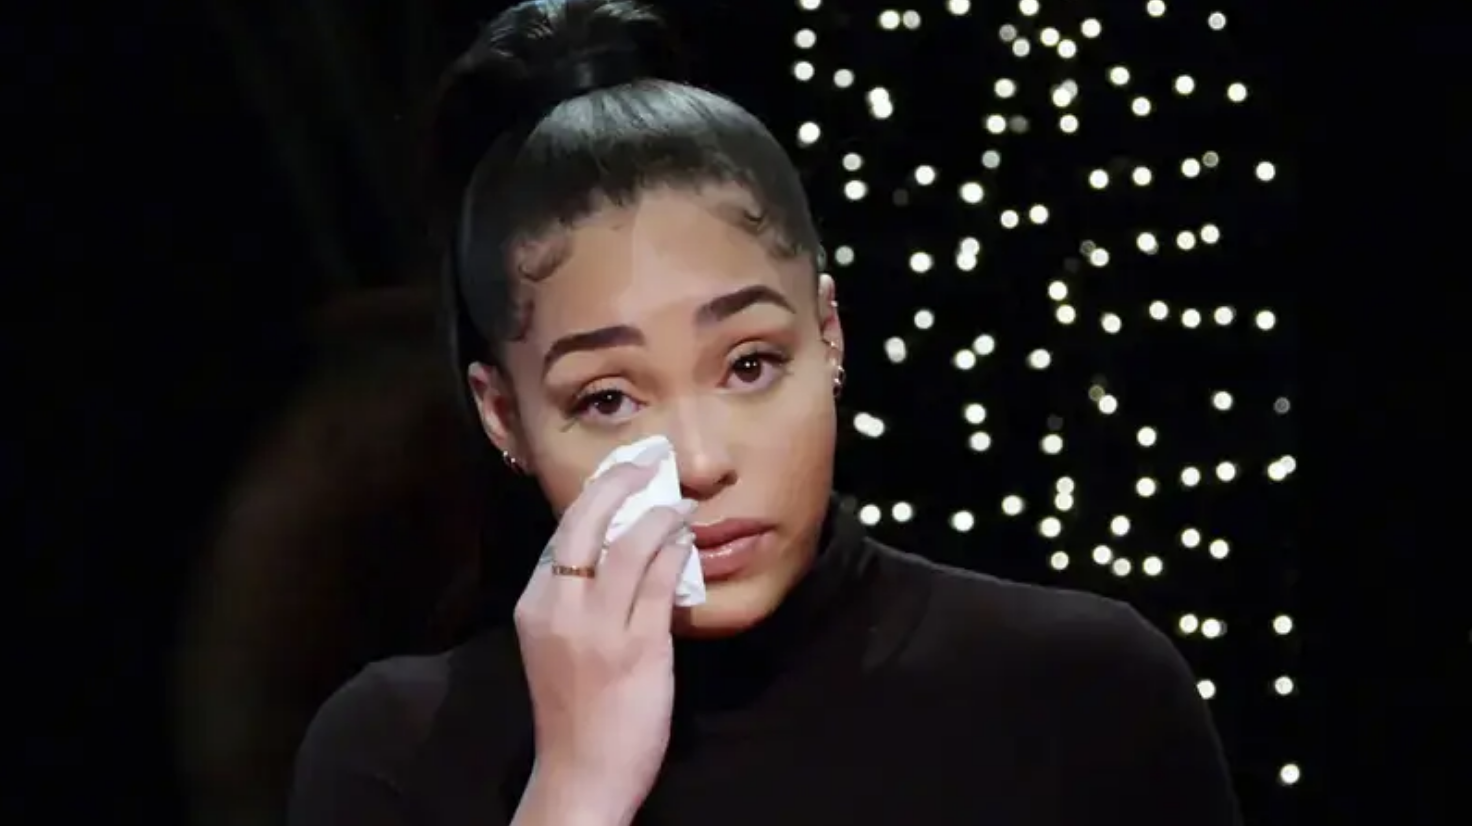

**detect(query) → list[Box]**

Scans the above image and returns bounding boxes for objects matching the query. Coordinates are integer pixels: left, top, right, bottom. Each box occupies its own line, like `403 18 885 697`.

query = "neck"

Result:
670 495 871 722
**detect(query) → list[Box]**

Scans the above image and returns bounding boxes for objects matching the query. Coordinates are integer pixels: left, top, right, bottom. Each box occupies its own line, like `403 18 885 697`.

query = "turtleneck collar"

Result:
669 494 875 735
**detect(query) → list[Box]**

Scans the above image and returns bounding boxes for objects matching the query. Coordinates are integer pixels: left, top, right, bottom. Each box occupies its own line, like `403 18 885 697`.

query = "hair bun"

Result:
425 0 687 230
483 0 686 112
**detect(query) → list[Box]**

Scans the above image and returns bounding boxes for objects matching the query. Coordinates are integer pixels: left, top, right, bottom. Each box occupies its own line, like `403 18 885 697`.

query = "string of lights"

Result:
783 0 1296 817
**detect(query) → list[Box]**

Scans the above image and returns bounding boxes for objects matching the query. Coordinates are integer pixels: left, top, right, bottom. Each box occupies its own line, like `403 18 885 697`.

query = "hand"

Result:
512 440 695 826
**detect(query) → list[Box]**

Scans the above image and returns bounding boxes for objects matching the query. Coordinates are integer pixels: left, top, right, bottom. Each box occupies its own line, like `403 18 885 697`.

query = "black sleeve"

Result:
1075 602 1244 826
287 666 416 826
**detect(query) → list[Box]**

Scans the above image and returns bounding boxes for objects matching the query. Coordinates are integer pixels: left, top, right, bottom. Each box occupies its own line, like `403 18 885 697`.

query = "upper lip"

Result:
689 518 772 550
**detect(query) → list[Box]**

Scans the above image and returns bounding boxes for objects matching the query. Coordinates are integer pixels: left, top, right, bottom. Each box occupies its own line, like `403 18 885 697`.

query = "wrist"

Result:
514 763 638 826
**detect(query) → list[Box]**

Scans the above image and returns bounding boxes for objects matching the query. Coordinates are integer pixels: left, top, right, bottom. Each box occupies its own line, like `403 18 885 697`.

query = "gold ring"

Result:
550 563 597 579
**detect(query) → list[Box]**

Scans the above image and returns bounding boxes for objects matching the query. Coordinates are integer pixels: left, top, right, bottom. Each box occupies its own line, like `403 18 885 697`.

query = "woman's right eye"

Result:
570 389 638 423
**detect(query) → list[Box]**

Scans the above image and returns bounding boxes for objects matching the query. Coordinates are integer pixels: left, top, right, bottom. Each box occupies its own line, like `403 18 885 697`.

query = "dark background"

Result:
17 1 1470 825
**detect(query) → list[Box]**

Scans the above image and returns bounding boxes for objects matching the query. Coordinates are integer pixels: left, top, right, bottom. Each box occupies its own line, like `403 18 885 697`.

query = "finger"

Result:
593 503 693 618
629 535 695 634
550 447 667 569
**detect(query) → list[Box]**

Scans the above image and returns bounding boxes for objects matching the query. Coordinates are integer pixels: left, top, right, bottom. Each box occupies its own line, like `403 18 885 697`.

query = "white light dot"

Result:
858 503 881 524
1215 461 1238 482
1089 169 1109 189
1101 313 1122 334
1081 18 1101 37
1273 615 1295 635
1148 301 1169 320
1137 426 1157 447
1208 538 1230 559
852 412 886 437
1208 11 1226 29
1212 391 1234 411
1182 308 1202 328
1027 349 1052 369
961 182 986 203
909 252 934 273
1181 466 1201 486
1019 0 1039 17
883 336 907 363
1132 166 1153 186
1108 66 1130 86
913 309 934 329
1181 158 1202 177
1110 515 1131 536
844 180 868 200
1131 96 1152 116
792 61 815 81
797 122 821 145
1048 281 1069 301
1181 527 1201 548
968 431 992 452
994 78 1018 98
1039 516 1062 538
1198 679 1216 699
1001 495 1025 516
913 165 937 186
1274 676 1295 696
953 349 977 370
1279 764 1300 786
834 69 855 88
950 510 975 532
1256 309 1277 330
1147 0 1167 17
1135 477 1157 497
1041 434 1064 454
892 502 914 522
1256 161 1277 181
1228 82 1249 102
1174 75 1196 95
1029 204 1050 224
964 403 987 424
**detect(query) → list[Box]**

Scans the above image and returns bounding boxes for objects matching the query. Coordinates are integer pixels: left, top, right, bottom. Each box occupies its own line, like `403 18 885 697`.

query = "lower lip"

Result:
696 531 769 581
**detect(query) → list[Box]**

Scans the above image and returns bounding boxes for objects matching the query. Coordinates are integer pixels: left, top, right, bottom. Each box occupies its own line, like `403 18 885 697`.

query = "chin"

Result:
671 578 787 639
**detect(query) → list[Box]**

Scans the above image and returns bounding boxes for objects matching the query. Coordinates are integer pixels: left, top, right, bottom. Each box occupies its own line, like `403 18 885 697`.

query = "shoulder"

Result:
290 630 528 823
871 546 1240 823
875 543 1176 673
294 650 456 780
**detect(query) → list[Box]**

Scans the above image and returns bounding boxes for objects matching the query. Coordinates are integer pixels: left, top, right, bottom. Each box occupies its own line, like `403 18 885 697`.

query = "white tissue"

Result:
589 434 707 607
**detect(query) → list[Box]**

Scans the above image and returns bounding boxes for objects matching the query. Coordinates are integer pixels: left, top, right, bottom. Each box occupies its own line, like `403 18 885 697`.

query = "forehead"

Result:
514 187 810 343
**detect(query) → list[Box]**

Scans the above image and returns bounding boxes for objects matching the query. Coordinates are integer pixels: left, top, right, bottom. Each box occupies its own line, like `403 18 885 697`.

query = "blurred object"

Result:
171 284 492 826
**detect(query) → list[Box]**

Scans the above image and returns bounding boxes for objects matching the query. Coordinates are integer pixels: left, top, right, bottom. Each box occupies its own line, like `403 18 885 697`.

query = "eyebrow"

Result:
541 284 797 378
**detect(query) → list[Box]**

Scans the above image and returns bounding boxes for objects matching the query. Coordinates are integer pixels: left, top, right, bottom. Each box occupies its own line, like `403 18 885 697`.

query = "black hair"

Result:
425 0 824 387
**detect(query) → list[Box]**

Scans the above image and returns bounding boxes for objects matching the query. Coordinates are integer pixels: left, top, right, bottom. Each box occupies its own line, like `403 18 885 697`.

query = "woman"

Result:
289 1 1243 824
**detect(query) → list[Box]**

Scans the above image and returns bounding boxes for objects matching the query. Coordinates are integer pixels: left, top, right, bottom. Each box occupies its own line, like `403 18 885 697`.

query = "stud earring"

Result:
501 450 523 473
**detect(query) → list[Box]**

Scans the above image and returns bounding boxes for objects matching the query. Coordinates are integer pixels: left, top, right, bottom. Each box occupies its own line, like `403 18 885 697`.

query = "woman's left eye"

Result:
726 351 789 389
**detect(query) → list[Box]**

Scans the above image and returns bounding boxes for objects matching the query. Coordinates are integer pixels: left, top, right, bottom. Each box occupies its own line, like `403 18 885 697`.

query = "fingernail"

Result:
671 498 697 517
630 439 672 467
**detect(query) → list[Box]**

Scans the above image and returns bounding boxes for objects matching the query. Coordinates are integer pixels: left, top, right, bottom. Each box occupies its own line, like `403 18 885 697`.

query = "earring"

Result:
501 450 523 474
823 337 845 399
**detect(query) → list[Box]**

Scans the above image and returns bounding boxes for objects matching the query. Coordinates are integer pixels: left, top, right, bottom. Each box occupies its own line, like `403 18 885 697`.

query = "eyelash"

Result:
568 348 793 422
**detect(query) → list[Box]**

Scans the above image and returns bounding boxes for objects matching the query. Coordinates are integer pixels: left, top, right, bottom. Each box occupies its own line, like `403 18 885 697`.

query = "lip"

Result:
689 519 773 581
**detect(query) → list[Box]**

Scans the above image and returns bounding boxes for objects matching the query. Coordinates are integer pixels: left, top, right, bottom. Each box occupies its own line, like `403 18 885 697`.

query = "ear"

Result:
817 273 844 370
466 362 530 471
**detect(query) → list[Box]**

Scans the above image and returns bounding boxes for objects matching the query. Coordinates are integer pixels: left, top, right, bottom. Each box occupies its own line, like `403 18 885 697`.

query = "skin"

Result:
469 184 844 638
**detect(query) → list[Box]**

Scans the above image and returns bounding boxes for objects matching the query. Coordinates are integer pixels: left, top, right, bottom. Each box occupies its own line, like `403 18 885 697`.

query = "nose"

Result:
664 400 736 501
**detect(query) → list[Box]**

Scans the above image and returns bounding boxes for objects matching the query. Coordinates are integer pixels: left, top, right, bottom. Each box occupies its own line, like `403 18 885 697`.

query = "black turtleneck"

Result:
289 499 1241 826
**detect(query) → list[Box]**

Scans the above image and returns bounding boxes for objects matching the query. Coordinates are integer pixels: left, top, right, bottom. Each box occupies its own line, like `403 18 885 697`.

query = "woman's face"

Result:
468 185 843 637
